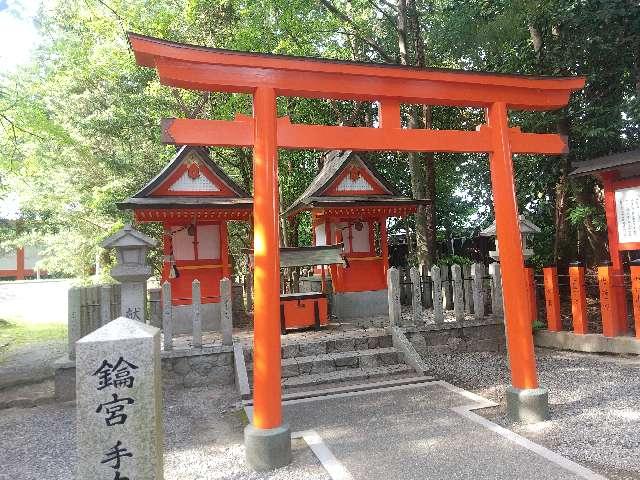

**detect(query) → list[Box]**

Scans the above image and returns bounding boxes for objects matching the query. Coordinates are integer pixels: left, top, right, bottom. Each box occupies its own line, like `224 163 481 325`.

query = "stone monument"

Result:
102 225 156 323
76 316 163 480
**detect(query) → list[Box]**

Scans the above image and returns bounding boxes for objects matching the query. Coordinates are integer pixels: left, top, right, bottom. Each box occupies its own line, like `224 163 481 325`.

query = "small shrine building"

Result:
119 146 252 332
286 150 423 318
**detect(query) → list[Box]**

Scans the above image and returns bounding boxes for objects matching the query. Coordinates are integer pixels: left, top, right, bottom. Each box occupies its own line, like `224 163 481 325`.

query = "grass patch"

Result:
0 319 67 358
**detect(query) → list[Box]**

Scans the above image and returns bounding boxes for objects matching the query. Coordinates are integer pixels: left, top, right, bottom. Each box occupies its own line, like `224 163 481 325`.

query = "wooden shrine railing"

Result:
522 263 640 338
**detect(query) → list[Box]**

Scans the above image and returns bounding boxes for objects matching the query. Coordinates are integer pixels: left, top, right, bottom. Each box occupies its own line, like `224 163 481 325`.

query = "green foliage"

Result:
0 0 638 278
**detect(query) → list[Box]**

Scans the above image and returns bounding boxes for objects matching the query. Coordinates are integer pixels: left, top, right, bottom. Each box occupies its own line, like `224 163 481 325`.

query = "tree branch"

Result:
318 0 395 63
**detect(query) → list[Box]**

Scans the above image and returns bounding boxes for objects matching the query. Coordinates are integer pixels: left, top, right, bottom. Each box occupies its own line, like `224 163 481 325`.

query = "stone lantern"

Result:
102 224 157 322
480 215 541 261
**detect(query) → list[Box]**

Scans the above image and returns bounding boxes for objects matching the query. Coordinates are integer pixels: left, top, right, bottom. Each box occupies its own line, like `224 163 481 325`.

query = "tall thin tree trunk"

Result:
398 0 434 267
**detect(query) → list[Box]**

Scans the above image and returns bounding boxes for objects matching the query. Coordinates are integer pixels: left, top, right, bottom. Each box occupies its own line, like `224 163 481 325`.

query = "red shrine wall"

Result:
314 219 386 293
163 221 226 305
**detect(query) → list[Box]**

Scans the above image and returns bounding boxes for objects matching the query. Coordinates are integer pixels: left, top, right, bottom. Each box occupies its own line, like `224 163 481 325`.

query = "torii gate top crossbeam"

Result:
128 33 584 110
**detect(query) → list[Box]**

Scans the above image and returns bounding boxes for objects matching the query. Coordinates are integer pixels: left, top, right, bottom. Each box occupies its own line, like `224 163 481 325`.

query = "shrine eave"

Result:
287 197 426 218
570 149 640 178
127 33 585 110
119 197 253 209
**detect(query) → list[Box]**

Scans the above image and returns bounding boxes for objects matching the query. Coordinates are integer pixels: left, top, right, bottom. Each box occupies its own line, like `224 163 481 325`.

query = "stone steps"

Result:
247 347 402 378
281 364 416 390
243 331 393 363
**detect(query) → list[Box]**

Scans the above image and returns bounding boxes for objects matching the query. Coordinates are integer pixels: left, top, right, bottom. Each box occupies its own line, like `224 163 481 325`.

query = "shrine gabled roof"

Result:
119 146 252 211
570 149 640 177
285 150 420 217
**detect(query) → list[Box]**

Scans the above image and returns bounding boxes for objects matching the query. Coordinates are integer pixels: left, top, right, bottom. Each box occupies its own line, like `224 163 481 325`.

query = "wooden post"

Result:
192 279 202 348
441 264 454 310
471 263 485 320
68 287 82 359
543 266 562 332
487 102 539 390
162 281 173 351
251 87 283 432
488 262 503 318
380 218 389 277
598 263 625 337
430 265 444 324
451 264 465 323
631 260 640 338
387 267 401 326
221 222 231 280
99 285 112 326
420 264 433 309
526 266 537 323
410 266 422 325
569 262 589 334
16 247 25 280
463 264 474 314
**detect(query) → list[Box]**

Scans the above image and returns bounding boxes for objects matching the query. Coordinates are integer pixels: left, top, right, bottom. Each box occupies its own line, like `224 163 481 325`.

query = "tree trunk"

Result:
398 0 435 267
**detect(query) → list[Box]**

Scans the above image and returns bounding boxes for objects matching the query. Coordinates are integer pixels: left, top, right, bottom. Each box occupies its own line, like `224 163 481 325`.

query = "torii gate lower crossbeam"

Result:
127 32 585 470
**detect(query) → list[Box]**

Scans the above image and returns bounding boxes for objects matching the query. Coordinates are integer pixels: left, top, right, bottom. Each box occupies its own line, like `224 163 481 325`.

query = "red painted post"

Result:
526 266 537 323
631 260 640 338
16 247 25 280
598 263 625 337
543 266 562 331
569 262 588 334
486 102 539 391
251 87 283 430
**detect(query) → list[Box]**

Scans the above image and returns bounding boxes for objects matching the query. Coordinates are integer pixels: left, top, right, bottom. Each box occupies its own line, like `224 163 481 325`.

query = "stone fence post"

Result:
420 264 433 309
430 265 444 324
220 277 233 346
76 317 163 480
192 279 202 349
410 267 422 325
451 264 465 323
489 262 504 318
441 265 454 310
471 263 485 320
463 264 474 314
387 267 401 326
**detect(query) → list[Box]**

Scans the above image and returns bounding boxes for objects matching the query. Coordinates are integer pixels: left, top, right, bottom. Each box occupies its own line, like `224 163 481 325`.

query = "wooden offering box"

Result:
279 292 329 333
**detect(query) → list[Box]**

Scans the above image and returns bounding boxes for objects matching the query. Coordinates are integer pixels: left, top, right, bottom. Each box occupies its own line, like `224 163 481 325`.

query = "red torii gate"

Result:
128 32 585 469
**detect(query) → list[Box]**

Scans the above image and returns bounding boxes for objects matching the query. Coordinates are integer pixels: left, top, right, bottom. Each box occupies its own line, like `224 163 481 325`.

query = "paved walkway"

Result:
249 381 606 480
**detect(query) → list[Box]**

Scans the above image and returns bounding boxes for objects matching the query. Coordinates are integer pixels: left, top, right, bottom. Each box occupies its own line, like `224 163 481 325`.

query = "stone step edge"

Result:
280 364 415 389
242 330 392 353
242 375 436 406
245 346 399 370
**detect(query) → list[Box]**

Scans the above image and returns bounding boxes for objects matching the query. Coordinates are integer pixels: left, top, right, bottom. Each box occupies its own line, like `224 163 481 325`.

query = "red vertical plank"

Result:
543 266 562 331
569 262 588 334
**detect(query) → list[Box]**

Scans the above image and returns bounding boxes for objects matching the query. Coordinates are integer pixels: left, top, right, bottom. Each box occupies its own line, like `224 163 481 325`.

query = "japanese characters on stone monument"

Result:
76 316 163 480
102 225 157 323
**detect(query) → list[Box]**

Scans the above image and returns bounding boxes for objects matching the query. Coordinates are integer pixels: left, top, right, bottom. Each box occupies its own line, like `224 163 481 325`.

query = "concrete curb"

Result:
233 343 251 400
388 325 430 375
535 330 640 355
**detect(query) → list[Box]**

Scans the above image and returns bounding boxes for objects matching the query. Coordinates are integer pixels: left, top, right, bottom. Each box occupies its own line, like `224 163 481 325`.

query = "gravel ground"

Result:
422 346 640 480
0 384 328 480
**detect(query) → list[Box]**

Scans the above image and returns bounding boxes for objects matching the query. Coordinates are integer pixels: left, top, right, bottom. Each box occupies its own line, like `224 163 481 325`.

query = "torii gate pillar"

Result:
244 87 292 470
487 102 549 423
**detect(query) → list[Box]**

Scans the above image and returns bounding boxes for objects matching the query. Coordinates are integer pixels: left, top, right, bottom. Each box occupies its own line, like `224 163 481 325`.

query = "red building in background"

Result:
120 146 252 332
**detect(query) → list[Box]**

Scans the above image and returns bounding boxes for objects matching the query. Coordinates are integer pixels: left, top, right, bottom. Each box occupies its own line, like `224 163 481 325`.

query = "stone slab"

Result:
76 317 163 480
279 382 597 480
332 290 388 319
171 303 221 334
535 330 640 355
